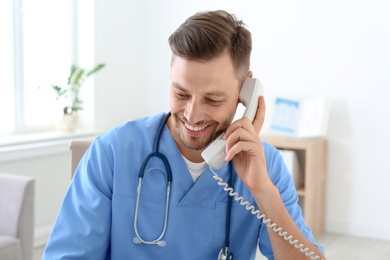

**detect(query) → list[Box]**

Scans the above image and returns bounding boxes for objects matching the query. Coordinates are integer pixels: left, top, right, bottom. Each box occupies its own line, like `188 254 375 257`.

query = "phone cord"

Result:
210 167 323 260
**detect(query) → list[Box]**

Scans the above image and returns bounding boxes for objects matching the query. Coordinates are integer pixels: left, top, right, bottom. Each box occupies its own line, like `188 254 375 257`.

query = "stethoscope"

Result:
132 112 234 260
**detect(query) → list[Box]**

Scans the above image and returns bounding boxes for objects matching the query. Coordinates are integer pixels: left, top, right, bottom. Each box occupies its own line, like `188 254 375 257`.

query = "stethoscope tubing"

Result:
133 112 172 247
133 112 234 258
133 177 171 247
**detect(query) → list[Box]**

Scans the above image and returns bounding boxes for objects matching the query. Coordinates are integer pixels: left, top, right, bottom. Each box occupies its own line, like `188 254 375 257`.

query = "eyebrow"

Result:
171 81 228 97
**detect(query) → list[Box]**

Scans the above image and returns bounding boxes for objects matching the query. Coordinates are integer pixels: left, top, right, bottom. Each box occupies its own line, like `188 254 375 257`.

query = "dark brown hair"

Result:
168 10 252 80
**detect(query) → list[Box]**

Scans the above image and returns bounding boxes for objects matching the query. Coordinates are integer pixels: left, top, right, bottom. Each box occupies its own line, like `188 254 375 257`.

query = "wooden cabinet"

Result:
260 135 327 238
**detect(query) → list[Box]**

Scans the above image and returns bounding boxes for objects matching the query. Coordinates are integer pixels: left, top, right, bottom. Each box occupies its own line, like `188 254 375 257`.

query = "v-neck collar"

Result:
159 124 233 208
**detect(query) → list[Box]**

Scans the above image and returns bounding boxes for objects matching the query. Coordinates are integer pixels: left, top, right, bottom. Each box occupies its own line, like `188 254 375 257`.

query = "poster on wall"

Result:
263 96 330 138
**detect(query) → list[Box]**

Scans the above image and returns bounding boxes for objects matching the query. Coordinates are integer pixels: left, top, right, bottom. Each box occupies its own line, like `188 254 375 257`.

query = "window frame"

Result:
1 0 93 136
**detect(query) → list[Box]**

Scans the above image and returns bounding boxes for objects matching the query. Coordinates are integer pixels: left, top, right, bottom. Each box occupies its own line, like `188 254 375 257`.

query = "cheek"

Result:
212 103 239 127
222 102 240 126
169 96 183 114
225 106 239 125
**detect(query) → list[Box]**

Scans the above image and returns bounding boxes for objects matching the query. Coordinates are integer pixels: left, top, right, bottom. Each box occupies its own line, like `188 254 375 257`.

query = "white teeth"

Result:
185 123 207 131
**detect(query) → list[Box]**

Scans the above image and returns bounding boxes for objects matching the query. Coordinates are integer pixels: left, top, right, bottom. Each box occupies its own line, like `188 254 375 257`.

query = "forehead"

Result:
170 54 239 92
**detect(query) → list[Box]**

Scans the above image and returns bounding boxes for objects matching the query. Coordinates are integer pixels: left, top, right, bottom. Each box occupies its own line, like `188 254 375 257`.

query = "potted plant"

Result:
52 63 105 132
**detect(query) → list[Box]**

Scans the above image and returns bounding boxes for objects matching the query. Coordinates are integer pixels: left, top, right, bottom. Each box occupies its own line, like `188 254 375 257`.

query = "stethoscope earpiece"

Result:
157 240 166 247
133 237 166 247
133 237 142 244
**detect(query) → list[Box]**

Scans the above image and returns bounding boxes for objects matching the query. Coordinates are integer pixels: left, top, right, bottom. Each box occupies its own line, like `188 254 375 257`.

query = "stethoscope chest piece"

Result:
218 248 233 260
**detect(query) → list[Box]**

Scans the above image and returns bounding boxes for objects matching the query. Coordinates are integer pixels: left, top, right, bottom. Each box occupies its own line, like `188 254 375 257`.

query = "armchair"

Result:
70 140 92 178
0 172 34 260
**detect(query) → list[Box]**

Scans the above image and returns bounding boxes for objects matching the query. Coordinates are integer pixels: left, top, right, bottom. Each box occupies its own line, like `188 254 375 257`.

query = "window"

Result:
0 1 15 133
0 0 94 135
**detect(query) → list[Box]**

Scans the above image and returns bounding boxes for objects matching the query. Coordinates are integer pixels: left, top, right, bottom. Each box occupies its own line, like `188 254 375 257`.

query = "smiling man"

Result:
168 53 240 158
43 10 325 260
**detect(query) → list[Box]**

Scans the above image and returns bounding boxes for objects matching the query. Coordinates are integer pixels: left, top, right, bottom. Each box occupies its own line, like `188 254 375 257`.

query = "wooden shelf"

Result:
296 185 305 196
261 135 327 238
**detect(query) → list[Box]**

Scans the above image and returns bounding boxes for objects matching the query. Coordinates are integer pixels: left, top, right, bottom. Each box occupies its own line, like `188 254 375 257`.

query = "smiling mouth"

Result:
184 122 208 132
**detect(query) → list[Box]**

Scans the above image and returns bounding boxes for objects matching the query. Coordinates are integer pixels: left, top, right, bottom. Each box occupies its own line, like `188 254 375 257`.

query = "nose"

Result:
184 98 204 125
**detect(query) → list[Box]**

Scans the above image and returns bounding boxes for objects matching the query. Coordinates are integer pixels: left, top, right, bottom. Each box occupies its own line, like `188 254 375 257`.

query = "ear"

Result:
247 71 253 78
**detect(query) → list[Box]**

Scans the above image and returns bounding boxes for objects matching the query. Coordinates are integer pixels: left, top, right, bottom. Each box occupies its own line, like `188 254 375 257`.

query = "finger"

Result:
225 125 259 148
225 96 266 139
224 116 255 140
224 126 260 158
225 140 260 162
252 96 266 135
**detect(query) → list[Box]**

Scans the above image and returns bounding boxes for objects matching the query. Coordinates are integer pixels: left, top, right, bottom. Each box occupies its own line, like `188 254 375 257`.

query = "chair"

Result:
70 140 92 178
0 172 35 260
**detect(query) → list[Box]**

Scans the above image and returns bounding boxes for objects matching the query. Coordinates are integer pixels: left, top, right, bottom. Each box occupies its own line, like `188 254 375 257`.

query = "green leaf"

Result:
67 65 78 85
86 63 106 77
71 68 86 86
48 63 105 114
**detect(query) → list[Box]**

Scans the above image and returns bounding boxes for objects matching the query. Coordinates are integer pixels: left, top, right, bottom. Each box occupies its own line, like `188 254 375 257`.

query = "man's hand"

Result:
224 96 270 192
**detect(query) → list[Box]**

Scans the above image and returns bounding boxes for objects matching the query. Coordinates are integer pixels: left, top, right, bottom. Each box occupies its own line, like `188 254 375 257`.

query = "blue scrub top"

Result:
43 112 324 260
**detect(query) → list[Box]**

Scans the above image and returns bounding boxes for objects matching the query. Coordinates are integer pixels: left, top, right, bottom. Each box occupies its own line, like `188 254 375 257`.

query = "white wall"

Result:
94 0 149 130
94 0 390 240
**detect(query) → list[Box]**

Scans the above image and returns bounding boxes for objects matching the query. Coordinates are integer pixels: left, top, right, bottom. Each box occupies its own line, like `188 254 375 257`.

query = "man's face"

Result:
169 53 241 152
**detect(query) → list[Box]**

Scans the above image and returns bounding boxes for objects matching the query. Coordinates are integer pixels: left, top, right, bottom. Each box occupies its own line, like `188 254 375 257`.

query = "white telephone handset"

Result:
201 78 322 259
201 78 264 169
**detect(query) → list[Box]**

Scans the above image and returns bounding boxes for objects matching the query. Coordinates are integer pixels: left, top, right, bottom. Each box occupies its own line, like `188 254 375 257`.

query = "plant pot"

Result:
56 113 79 132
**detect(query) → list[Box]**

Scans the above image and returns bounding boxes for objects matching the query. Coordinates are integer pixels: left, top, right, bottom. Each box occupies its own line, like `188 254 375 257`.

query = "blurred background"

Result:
1 0 389 259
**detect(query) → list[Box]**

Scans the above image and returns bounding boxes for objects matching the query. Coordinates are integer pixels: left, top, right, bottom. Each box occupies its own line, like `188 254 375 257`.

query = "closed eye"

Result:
204 98 224 106
175 92 190 99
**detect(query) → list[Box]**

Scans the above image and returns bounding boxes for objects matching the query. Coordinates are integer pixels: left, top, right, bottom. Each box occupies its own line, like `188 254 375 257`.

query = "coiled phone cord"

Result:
210 167 323 260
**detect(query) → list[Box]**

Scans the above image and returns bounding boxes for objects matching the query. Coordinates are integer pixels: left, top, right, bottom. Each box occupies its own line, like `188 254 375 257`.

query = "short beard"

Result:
174 115 227 151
